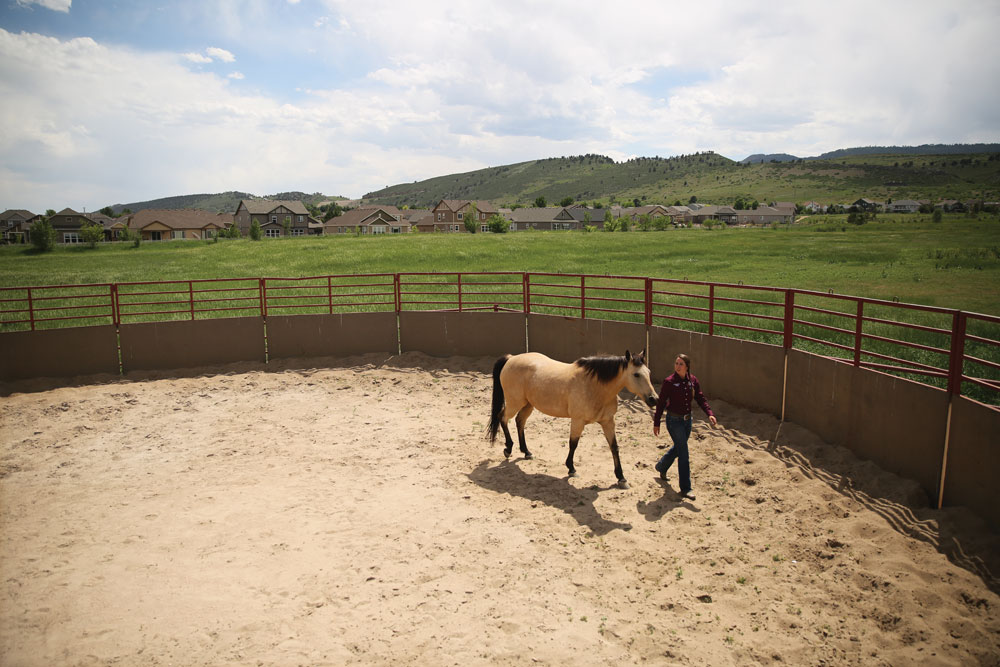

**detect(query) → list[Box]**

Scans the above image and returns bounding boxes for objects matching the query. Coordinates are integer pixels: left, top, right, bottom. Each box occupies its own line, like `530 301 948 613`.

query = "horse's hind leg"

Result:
565 418 585 477
600 419 628 489
515 405 534 459
499 414 515 459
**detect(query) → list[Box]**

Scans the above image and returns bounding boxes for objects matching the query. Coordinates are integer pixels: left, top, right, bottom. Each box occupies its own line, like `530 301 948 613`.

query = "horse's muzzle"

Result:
645 395 658 408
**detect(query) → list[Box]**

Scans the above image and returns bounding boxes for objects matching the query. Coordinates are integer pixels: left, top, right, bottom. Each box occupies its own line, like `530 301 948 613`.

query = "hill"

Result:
108 191 348 214
362 148 1000 209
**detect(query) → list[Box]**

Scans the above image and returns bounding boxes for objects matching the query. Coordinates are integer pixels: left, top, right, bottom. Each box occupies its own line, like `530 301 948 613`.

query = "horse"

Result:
486 349 658 489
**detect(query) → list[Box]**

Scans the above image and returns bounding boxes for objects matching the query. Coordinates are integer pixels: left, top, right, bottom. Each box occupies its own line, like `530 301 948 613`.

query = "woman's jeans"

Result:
656 415 693 493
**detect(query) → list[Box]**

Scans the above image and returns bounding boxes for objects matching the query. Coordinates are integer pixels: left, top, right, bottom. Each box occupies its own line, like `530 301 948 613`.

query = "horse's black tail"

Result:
487 354 510 443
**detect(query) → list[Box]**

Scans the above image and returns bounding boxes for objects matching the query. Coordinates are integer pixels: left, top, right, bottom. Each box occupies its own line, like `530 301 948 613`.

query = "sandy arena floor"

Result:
1 352 998 666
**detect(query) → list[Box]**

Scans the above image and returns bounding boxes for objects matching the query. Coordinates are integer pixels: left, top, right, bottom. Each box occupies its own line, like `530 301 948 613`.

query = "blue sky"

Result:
1 0 999 212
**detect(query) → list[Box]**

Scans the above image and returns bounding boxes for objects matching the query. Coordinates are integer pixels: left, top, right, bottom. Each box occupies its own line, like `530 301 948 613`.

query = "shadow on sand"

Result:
467 459 632 536
729 417 1000 597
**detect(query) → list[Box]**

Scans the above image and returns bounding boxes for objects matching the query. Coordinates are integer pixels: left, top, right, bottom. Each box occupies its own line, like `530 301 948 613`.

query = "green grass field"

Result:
3 214 998 314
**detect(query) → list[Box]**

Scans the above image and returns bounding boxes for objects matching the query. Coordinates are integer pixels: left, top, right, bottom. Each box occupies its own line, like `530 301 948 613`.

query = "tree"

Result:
30 218 56 251
602 210 619 232
689 195 698 204
250 219 262 240
464 202 479 233
487 214 510 233
932 209 943 223
534 196 547 208
559 196 574 207
80 221 104 249
100 206 116 217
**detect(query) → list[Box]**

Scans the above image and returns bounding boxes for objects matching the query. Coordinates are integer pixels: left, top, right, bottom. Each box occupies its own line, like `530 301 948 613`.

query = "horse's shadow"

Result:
466 459 633 536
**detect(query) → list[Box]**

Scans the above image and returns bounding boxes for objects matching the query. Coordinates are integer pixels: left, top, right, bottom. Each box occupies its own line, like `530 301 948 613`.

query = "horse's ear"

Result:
625 349 632 362
637 348 647 364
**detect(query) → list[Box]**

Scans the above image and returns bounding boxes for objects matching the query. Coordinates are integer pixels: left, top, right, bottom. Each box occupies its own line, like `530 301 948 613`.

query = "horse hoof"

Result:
567 471 576 478
617 480 630 490
523 453 533 460
503 449 512 459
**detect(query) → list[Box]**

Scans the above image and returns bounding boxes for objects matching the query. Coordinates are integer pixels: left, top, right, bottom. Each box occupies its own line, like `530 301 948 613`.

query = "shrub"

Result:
29 219 56 251
487 215 510 233
250 219 262 240
81 222 104 249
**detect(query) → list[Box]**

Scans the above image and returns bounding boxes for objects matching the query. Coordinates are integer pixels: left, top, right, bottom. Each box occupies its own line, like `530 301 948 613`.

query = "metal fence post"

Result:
783 290 794 350
853 300 864 367
26 287 35 331
947 311 967 395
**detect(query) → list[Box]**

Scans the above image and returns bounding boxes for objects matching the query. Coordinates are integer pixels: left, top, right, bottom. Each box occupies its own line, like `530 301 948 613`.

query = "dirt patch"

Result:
2 352 998 665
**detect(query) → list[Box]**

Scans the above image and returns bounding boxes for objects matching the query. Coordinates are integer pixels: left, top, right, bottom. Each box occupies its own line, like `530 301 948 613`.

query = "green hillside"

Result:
362 151 1000 209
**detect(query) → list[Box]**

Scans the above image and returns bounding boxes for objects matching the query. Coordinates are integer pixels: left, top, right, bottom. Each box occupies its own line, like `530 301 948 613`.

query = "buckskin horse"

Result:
487 349 658 489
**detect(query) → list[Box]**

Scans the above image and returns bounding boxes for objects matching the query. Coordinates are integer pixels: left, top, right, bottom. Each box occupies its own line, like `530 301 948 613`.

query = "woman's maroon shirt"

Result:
652 372 714 427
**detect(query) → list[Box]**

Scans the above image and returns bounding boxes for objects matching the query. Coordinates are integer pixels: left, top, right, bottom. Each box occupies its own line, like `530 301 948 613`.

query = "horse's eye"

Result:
633 373 641 378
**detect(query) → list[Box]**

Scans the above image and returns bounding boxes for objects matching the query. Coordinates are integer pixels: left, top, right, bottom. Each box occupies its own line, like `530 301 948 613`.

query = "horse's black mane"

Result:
575 355 630 383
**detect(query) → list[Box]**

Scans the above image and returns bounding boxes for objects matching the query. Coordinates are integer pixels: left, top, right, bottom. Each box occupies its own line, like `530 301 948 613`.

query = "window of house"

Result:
481 212 486 220
265 228 281 238
457 212 464 220
372 225 386 234
270 215 277 224
63 232 81 244
392 227 401 234
150 231 162 241
291 229 304 236
451 225 459 231
172 230 184 239
297 215 303 222
481 224 489 232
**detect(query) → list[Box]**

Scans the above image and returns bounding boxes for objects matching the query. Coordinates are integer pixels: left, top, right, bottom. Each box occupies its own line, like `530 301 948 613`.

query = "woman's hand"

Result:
709 416 718 428
653 425 660 436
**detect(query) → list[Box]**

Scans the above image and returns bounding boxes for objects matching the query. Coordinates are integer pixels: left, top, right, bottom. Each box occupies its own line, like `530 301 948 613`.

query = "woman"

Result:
652 354 717 501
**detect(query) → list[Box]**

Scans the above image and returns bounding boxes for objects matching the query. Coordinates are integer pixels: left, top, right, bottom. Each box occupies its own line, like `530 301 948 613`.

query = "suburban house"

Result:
233 199 320 237
324 206 411 235
852 198 883 211
802 201 827 213
506 207 583 231
127 209 233 241
48 208 98 244
423 200 498 232
887 199 924 213
1 209 42 243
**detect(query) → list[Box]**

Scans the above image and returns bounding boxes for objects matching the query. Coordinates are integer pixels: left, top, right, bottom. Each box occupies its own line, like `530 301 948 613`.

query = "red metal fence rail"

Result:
2 272 998 406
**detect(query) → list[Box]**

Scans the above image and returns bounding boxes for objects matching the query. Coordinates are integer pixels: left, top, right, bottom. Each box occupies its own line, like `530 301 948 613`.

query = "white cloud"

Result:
205 46 235 63
228 71 245 80
183 52 213 64
15 0 71 12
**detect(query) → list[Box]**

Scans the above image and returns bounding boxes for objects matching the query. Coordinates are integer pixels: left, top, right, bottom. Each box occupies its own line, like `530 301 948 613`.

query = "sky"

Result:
1 0 999 213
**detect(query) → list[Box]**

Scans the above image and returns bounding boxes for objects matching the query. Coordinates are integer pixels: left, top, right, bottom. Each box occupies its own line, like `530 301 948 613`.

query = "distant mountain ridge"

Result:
103 144 1000 214
108 191 346 214
740 143 1000 163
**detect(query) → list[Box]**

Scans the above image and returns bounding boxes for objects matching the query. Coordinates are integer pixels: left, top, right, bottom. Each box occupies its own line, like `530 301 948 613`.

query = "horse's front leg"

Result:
600 419 628 489
565 418 586 477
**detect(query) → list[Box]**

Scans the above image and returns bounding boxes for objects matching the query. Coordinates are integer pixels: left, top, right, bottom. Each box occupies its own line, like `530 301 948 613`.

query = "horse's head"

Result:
624 349 658 408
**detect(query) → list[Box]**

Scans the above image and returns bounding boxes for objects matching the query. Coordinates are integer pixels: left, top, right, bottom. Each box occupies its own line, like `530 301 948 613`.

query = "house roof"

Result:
55 208 82 216
128 209 233 230
0 209 38 222
238 199 310 215
324 207 410 229
434 199 498 214
509 207 563 223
